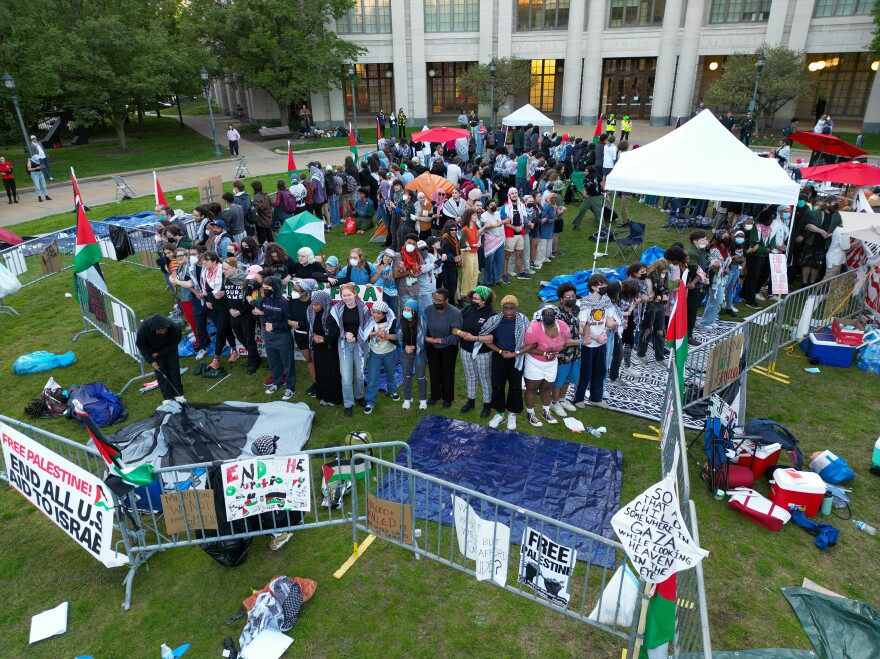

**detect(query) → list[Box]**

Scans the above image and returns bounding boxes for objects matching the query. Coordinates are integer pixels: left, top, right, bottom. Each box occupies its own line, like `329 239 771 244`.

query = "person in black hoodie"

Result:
136 315 184 404
251 275 296 400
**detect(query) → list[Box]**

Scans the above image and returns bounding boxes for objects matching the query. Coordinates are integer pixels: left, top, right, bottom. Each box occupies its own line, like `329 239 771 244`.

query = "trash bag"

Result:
855 339 880 374
640 246 666 266
199 466 253 567
40 377 69 417
66 382 127 427
13 350 76 375
0 262 22 298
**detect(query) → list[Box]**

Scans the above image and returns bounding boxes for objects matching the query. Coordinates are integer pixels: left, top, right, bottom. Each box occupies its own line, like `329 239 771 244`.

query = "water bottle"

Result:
853 520 877 536
160 643 174 659
587 427 603 438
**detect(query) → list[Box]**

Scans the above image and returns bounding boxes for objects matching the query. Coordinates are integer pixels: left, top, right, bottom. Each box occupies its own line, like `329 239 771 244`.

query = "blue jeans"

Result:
483 244 504 284
30 171 48 197
40 157 52 179
329 194 340 225
366 349 399 406
476 135 484 155
383 292 398 314
700 282 724 326
724 265 741 310
573 343 607 403
338 339 365 408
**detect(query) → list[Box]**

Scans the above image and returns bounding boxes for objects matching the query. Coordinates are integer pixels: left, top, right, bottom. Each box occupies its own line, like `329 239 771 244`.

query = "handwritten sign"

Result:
367 494 412 544
40 240 61 274
702 333 745 398
452 495 510 586
769 253 788 295
222 455 311 521
517 526 577 606
197 175 224 205
161 489 218 535
611 476 708 583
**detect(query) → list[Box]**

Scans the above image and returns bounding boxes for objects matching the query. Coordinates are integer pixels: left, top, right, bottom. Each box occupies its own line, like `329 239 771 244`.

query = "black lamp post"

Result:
200 66 222 158
3 72 31 155
489 58 497 129
348 61 359 143
748 50 766 114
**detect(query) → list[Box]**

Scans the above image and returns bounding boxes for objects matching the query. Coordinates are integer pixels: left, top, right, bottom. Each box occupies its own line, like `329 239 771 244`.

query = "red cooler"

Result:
770 469 826 517
735 441 782 478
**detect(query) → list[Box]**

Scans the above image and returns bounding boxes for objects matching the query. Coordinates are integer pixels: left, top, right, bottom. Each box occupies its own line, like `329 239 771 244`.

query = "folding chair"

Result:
612 221 645 259
112 175 136 201
569 171 584 203
234 157 250 179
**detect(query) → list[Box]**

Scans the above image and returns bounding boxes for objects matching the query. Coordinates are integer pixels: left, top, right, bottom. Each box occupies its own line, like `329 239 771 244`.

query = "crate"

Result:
831 317 865 347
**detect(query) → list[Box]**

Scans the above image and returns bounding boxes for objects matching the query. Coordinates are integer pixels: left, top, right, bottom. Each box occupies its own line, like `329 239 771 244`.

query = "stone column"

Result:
497 2 514 58
671 0 706 118
862 70 880 132
788 0 817 51
477 0 496 122
390 0 410 121
561 1 587 124
764 0 790 46
650 0 685 126
580 0 607 124
329 87 346 125
408 0 428 125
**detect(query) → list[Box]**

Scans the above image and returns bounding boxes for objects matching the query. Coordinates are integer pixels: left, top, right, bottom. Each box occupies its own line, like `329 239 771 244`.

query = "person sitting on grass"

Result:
354 187 375 234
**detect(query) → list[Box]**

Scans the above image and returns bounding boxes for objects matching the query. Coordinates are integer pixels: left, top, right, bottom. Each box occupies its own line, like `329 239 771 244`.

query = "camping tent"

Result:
502 104 555 128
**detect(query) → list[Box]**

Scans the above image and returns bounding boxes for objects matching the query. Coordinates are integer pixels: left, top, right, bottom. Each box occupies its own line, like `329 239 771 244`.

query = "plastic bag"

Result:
40 377 69 417
855 338 880 374
13 351 76 375
587 564 639 626
0 263 22 298
67 382 127 427
810 450 855 484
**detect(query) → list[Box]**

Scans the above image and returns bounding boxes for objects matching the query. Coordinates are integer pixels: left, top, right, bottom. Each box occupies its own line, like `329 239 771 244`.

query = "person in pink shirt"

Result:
522 303 578 427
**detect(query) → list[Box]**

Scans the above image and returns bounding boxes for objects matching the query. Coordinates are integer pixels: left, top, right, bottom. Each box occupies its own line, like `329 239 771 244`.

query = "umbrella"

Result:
0 227 24 247
409 127 470 143
275 211 326 256
787 131 868 159
404 172 456 201
840 211 880 244
798 161 880 188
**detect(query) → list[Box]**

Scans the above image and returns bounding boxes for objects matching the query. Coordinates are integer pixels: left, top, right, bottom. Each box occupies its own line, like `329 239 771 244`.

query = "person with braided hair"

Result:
306 291 342 406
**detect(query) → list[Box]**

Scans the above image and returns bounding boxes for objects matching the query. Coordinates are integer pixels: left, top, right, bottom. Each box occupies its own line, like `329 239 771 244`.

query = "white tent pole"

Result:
785 202 796 268
591 193 609 272
603 191 618 256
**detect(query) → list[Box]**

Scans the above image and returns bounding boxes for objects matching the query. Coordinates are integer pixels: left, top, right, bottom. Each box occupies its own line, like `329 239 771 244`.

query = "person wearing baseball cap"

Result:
29 135 52 180
207 218 232 256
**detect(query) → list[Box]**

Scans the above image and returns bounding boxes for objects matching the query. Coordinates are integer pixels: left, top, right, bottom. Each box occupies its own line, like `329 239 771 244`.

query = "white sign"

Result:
452 495 510 586
517 526 578 606
611 476 708 583
769 253 788 295
221 455 311 521
0 422 128 568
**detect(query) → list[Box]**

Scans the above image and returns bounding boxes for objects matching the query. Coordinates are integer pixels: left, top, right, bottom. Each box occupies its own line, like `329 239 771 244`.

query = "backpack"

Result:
345 174 358 194
743 418 804 470
583 171 602 197
246 203 258 227
576 145 596 171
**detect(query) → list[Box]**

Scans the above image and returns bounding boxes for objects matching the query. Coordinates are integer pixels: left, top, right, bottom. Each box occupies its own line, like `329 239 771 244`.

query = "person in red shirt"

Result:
0 156 18 204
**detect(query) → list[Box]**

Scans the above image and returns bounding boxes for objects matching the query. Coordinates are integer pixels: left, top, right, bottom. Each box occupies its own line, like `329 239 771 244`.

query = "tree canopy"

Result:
456 58 537 116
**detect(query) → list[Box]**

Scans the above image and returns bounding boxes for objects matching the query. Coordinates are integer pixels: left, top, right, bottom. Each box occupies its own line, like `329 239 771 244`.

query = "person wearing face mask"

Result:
685 230 712 338
551 284 582 417
479 200 505 285
305 291 343 406
394 234 423 306
439 221 462 304
136 315 184 405
250 274 296 400
722 230 746 315
226 260 261 375
331 283 370 417
740 213 778 309
424 288 463 408
698 231 732 329
636 259 671 364
622 263 649 369
200 251 238 372
799 195 841 285
418 238 442 310
397 299 429 410
171 246 210 358
331 248 379 286
237 237 264 270
454 286 496 417
573 274 613 409
523 195 540 273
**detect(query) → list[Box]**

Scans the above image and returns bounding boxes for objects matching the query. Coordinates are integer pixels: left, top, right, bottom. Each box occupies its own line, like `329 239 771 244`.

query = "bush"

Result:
238 119 283 135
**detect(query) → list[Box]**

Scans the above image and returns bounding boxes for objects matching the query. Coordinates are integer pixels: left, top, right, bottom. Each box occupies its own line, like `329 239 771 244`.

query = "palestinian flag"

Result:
287 140 297 174
154 171 168 207
639 574 677 659
592 116 603 144
73 202 107 302
674 116 681 129
666 269 688 399
275 210 326 256
70 167 89 211
349 122 358 163
77 406 156 487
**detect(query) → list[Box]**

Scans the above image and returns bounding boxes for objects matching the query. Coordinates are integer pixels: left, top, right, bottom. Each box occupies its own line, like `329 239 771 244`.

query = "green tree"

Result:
872 2 880 56
703 45 808 129
456 57 537 117
190 0 364 124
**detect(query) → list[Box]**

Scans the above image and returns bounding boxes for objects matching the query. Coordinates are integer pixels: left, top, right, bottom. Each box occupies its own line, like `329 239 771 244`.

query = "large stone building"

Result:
212 0 880 131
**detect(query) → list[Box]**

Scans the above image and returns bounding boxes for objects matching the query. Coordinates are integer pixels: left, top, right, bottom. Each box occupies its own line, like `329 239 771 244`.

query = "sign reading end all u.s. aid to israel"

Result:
0 422 129 568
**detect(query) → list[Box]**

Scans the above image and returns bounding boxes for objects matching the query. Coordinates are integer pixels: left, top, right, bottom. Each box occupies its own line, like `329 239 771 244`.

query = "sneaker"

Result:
38 197 43 202
320 399 336 406
364 404 374 414
755 293 766 301
305 384 317 397
344 407 353 417
45 194 52 199
551 402 568 418
269 532 292 551
574 401 587 409
517 272 532 279
588 400 609 409
208 358 220 370
265 384 279 395
560 399 577 412
488 413 504 429
527 413 543 427
730 306 739 314
282 388 294 401
161 399 173 405
542 409 558 425
246 363 259 374
402 399 412 410
389 392 400 402
228 351 239 363
174 396 187 404
507 414 517 430
637 354 648 365
196 349 208 360
501 275 510 284
745 302 760 310
418 400 428 410
264 375 274 386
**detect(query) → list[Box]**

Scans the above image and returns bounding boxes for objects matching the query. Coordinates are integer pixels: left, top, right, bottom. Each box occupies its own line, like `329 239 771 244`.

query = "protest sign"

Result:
40 240 61 274
367 494 413 544
611 476 708 583
452 495 510 586
702 333 745 398
197 175 224 205
517 526 578 606
161 489 219 535
286 281 383 307
0 422 128 568
769 253 788 295
222 455 311 522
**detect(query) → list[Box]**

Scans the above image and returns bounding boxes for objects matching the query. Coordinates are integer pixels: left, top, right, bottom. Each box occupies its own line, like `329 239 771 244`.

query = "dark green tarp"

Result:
782 587 880 659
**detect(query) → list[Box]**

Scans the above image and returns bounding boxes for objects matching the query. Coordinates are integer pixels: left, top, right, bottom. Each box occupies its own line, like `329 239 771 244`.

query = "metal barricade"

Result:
0 226 78 288
347 453 645 651
72 277 149 393
660 365 693 502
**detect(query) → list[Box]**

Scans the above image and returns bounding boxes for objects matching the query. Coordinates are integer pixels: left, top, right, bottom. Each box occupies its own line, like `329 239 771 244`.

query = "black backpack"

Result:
576 145 596 172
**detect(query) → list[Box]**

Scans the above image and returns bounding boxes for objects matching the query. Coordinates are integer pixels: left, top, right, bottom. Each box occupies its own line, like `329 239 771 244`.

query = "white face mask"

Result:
405 244 415 253
154 235 163 243
349 257 359 267
189 256 198 265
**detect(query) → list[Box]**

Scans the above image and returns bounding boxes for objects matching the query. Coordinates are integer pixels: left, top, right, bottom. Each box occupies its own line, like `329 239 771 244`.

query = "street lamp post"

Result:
2 72 32 155
348 61 359 143
748 50 766 114
200 66 223 158
489 58 497 129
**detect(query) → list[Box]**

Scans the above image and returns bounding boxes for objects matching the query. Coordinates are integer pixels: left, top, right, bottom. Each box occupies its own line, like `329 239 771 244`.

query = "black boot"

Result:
480 403 492 419
460 398 475 413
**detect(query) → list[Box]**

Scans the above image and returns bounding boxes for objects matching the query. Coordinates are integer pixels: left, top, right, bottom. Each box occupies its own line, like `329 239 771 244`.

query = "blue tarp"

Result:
19 211 161 257
380 415 623 567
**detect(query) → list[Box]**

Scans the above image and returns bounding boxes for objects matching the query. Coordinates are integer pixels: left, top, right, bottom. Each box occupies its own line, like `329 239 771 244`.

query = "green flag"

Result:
73 202 106 302
275 211 326 257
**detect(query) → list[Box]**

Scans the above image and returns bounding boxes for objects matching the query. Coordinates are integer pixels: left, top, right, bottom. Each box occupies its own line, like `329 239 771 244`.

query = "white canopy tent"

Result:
502 103 555 128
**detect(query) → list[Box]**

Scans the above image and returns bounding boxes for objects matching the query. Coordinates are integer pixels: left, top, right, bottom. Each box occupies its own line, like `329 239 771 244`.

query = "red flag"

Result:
154 171 168 207
666 270 689 399
71 167 84 208
377 117 382 144
287 140 296 173
592 116 603 144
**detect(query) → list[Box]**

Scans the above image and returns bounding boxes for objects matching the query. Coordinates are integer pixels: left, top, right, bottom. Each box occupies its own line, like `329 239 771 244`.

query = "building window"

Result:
530 60 557 112
425 0 479 32
601 58 657 120
343 64 395 115
609 0 665 27
428 62 476 114
517 0 570 30
808 53 873 117
708 0 772 23
814 0 873 16
337 0 392 34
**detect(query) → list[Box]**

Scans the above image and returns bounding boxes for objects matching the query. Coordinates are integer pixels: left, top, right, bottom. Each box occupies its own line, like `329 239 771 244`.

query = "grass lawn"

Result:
177 97 221 116
0 117 218 190
1 189 879 657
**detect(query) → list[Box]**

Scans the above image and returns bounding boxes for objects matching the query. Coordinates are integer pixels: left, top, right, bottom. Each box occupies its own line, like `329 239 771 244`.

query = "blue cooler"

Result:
800 332 857 368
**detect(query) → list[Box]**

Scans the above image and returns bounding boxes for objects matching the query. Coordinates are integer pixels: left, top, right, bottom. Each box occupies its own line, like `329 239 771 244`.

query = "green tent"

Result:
275 211 326 257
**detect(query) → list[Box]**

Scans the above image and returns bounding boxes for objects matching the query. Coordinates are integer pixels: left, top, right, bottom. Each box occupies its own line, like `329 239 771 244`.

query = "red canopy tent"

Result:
799 161 880 187
787 131 868 159
409 127 470 143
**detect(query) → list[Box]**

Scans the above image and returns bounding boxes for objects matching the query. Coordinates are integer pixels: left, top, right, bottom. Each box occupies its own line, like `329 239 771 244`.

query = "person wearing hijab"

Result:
361 300 400 414
397 298 428 409
306 290 343 406
331 283 370 416
439 221 462 304
251 275 296 400
290 278 318 395
455 286 496 417
226 261 261 375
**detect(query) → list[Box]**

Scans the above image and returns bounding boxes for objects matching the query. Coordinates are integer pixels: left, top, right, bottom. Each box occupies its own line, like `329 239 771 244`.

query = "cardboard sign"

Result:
85 279 108 324
452 495 510 586
221 455 311 521
611 476 708 583
517 526 577 606
769 253 788 295
0 422 128 568
367 494 412 544
702 333 746 398
197 175 224 205
40 240 61 274
161 489 218 535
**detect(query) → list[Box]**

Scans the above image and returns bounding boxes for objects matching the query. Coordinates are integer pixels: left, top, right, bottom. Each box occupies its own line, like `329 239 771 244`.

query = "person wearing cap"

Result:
206 218 232 257
799 196 841 285
455 286 496 417
621 115 632 141
225 258 261 374
29 135 52 180
26 155 50 202
360 301 400 414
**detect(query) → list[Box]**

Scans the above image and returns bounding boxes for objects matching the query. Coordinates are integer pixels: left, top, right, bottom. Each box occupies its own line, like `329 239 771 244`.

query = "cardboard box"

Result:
831 317 865 347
